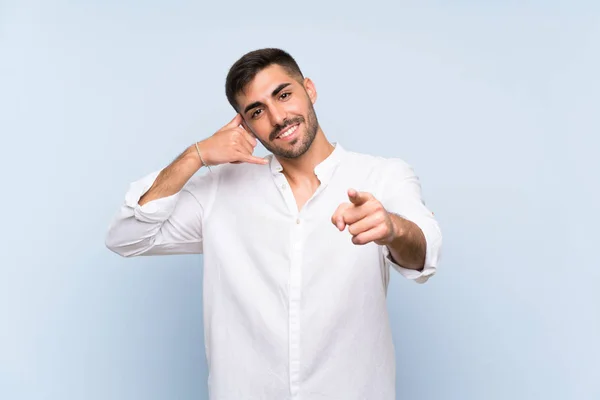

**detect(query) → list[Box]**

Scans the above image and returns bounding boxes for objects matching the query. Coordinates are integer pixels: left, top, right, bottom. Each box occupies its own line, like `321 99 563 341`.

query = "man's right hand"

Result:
196 114 269 167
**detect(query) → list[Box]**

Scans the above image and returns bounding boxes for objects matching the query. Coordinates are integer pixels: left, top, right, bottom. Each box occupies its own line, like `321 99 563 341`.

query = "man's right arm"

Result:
105 114 267 257
104 144 210 257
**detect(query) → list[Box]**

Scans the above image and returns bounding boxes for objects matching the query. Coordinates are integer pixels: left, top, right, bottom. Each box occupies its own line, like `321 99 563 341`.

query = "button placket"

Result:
288 214 303 398
273 173 297 216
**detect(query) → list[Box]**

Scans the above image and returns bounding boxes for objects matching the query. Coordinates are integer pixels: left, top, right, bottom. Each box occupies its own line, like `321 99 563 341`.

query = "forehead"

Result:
237 64 299 106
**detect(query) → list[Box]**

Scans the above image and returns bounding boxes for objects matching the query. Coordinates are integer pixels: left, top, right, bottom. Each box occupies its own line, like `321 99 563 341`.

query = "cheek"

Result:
292 102 308 116
249 120 272 139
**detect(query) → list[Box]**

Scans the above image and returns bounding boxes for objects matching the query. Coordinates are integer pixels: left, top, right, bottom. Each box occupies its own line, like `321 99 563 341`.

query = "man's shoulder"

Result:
341 147 412 173
188 157 271 186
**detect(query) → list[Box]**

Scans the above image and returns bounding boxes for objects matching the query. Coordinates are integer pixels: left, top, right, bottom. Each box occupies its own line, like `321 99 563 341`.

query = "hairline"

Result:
233 62 305 113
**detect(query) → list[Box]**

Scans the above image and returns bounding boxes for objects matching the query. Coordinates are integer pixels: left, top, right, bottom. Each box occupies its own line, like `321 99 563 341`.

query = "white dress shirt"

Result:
105 143 442 400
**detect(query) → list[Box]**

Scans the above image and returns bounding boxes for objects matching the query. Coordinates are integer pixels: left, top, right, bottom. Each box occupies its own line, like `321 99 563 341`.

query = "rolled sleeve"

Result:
106 168 214 257
379 159 443 284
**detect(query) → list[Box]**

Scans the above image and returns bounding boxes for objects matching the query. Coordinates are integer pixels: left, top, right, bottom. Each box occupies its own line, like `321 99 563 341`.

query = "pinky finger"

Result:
244 155 269 165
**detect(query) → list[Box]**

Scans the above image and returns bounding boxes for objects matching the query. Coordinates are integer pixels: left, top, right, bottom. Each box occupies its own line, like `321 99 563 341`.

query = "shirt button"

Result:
282 183 287 190
296 218 301 224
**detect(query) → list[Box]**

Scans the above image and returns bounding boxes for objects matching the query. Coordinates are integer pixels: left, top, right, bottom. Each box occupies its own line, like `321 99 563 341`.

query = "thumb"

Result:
331 203 352 231
224 114 243 129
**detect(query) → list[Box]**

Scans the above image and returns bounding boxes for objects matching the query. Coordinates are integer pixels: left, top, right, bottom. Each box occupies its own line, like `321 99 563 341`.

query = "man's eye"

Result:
252 109 262 118
280 92 291 100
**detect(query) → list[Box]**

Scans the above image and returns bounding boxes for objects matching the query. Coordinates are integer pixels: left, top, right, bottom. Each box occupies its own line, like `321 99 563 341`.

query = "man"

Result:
106 48 442 399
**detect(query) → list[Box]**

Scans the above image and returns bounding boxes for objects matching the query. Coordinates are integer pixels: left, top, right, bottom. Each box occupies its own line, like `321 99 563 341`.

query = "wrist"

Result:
196 139 214 167
389 213 407 242
182 143 202 170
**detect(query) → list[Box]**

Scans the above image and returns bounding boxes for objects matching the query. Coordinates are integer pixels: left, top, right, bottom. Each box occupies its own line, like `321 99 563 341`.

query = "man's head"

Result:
225 48 320 159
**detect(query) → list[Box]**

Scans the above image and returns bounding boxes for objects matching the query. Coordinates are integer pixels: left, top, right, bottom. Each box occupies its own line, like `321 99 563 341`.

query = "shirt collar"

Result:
269 142 345 184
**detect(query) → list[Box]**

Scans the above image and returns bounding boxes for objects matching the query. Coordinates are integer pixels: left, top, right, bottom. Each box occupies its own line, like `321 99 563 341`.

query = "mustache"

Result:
270 117 304 141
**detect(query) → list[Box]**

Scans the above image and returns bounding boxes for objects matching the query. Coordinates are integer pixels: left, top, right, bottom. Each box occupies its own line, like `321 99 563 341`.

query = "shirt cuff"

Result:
124 170 180 223
381 215 442 284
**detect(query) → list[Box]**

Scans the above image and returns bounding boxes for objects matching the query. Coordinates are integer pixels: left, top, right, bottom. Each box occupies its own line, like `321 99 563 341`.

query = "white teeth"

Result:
279 124 298 139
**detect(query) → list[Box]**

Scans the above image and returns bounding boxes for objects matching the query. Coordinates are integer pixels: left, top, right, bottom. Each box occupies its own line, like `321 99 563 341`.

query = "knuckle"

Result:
380 224 390 236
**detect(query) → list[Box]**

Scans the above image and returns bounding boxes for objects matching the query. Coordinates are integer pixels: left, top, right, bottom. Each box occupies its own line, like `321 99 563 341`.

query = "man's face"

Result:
236 64 319 159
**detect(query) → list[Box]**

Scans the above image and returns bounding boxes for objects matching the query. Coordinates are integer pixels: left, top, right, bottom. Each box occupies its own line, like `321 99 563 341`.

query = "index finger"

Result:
347 189 370 206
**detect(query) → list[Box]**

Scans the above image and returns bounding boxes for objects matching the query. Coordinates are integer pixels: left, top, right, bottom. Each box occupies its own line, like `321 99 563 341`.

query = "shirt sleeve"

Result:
379 158 442 284
105 168 217 257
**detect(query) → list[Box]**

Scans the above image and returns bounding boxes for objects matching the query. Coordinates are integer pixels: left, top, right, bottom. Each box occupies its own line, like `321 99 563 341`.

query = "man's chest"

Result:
204 173 385 267
201 170 389 316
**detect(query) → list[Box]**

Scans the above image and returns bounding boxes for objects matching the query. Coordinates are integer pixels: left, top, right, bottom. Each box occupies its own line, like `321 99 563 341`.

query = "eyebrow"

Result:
243 83 292 114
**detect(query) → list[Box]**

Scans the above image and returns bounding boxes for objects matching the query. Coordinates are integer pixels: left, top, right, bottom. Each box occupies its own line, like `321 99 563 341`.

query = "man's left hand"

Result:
331 189 397 246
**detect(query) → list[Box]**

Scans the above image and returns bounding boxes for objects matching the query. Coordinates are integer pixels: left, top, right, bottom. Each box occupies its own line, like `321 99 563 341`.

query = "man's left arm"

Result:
332 159 442 283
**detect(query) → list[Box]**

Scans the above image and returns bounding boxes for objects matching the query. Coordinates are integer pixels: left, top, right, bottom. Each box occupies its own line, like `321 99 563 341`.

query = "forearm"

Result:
139 144 203 206
386 213 426 271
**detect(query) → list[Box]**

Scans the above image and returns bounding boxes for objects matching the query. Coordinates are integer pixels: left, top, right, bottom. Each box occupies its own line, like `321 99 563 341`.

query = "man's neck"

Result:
275 129 334 186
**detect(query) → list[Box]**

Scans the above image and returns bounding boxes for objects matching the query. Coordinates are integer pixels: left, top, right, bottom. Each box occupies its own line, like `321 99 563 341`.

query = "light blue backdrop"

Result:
1 1 598 399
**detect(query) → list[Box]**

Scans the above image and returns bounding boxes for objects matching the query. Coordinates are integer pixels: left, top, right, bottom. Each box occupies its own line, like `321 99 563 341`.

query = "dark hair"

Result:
225 48 304 111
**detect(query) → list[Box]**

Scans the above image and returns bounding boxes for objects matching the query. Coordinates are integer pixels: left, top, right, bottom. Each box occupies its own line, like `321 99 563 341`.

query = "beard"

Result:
257 97 319 159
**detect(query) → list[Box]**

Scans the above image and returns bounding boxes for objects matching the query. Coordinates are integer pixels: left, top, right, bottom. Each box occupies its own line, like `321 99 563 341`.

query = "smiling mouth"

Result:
276 123 300 140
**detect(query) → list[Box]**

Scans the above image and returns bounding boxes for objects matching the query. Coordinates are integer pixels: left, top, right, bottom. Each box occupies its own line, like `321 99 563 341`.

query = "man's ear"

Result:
303 77 318 104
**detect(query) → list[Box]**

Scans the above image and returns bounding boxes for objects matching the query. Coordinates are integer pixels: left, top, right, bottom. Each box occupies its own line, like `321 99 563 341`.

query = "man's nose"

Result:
269 104 288 127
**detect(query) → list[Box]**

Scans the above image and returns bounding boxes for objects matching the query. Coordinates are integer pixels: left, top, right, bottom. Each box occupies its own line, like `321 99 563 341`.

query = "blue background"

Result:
1 1 598 399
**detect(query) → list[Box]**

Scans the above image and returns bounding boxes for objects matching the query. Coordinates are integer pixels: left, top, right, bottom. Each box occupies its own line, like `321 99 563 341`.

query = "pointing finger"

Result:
348 189 370 206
